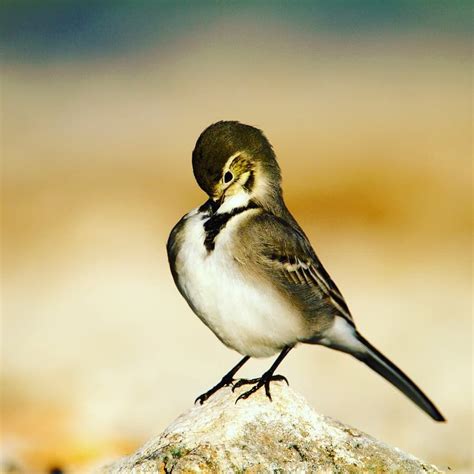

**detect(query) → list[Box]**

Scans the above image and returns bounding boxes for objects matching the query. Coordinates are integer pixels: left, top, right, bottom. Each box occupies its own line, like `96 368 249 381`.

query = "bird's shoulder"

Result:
166 209 195 275
167 213 186 251
235 210 313 263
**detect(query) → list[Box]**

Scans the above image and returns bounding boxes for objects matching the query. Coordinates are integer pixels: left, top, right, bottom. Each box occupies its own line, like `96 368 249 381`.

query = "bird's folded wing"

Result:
236 211 354 324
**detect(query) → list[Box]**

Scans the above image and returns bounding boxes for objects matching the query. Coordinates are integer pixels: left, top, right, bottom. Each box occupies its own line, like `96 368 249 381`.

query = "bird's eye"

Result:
224 171 233 183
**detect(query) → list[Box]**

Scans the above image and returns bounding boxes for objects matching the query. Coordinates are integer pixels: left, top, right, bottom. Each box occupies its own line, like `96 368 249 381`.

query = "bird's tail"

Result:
352 331 445 422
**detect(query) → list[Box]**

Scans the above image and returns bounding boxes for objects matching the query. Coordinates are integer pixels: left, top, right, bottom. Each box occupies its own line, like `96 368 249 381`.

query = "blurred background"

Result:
1 1 472 472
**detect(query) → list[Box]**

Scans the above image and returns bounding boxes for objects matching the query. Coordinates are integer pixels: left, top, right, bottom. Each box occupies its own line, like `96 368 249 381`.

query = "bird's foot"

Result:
233 374 289 402
194 376 235 405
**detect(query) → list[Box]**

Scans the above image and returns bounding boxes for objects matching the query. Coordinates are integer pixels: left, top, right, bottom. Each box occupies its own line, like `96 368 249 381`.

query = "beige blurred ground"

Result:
1 18 472 473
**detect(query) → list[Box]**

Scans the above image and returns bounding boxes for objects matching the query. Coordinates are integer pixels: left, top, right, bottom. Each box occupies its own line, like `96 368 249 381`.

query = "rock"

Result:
102 382 441 473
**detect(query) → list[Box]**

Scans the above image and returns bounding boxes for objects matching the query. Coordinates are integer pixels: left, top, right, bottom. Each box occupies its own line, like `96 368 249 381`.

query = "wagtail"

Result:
167 121 445 421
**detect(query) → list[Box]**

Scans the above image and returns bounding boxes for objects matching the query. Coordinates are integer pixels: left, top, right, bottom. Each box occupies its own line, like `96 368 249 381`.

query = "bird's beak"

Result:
212 194 224 206
211 184 224 202
208 192 224 214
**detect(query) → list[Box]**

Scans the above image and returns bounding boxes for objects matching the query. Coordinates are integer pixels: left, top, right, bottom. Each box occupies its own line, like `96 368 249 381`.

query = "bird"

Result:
166 120 445 421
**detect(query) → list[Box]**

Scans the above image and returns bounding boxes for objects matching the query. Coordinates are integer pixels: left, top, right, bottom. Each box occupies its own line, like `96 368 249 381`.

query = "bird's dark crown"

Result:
192 121 281 197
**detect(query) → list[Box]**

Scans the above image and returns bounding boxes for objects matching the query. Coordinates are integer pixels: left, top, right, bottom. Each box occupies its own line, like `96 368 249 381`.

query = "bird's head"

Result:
192 121 282 211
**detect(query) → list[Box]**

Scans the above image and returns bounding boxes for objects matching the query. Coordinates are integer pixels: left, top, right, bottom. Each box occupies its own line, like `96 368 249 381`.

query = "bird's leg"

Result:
195 355 250 404
234 346 292 403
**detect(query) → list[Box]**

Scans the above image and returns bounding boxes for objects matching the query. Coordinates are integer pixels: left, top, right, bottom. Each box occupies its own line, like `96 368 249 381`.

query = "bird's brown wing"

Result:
236 211 354 326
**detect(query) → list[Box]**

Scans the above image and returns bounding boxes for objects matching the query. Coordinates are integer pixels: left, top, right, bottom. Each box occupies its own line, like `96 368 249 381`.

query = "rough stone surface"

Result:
102 382 441 473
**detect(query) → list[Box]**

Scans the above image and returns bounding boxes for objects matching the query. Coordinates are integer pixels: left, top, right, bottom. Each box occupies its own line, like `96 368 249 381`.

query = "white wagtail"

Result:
167 121 445 421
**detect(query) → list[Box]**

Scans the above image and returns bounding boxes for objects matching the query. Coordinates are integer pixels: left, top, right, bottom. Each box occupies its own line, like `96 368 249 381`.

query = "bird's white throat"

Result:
216 190 251 214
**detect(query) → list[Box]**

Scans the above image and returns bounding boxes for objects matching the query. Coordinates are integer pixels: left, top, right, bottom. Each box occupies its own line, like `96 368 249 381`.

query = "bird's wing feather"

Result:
236 211 354 325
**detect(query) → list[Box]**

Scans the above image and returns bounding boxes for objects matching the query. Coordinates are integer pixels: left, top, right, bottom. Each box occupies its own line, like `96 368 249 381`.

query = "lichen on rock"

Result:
102 382 441 473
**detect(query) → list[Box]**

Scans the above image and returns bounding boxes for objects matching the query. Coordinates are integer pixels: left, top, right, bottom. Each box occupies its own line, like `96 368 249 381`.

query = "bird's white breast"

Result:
175 207 305 358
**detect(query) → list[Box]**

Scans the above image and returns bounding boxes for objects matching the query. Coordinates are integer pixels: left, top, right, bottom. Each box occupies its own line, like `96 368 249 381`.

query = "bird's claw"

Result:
233 374 289 403
194 393 211 405
232 374 288 391
194 377 235 405
231 377 260 391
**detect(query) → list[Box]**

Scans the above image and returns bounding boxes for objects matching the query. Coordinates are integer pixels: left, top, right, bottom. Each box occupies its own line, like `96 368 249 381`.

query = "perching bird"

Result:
167 121 445 421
